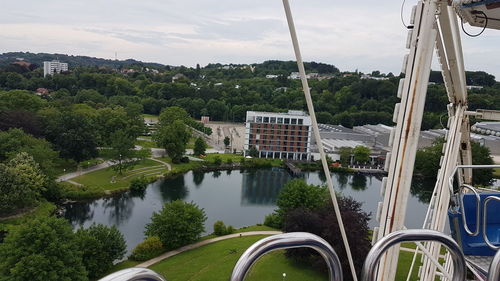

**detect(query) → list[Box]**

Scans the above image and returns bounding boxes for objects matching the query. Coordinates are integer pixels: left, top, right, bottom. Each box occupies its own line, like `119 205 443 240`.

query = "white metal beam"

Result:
375 1 440 280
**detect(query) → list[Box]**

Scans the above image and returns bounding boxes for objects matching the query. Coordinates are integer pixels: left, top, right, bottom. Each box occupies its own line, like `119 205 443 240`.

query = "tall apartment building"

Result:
244 110 312 160
43 60 68 77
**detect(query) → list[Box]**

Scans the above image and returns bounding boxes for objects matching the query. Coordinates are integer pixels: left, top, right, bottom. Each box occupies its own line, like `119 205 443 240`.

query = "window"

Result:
291 118 297 124
284 118 290 124
277 117 283 124
298 119 303 125
256 116 262 123
270 117 276 123
263 117 269 123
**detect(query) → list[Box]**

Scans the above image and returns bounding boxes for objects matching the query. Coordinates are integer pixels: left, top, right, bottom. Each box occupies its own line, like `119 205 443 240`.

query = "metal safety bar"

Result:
487 247 500 281
98 267 167 281
448 165 500 195
483 196 500 250
459 184 481 236
361 229 466 281
230 232 342 281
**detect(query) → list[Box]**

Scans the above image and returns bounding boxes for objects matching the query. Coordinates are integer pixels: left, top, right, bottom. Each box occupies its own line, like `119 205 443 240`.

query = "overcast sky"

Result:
1 0 499 78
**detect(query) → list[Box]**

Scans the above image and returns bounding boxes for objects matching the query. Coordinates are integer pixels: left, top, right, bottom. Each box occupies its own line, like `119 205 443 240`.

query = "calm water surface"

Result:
64 168 429 253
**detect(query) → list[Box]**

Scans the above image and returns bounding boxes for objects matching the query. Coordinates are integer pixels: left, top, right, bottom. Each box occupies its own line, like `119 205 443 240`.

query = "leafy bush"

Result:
193 137 207 156
0 217 87 281
75 224 127 280
263 213 281 229
145 200 207 250
213 156 222 166
283 197 371 281
213 220 226 236
130 236 165 261
213 220 235 236
187 120 212 136
0 152 47 216
130 175 149 192
273 179 328 228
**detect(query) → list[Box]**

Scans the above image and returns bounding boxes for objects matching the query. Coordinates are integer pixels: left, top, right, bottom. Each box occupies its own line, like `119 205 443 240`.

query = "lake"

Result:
64 168 429 253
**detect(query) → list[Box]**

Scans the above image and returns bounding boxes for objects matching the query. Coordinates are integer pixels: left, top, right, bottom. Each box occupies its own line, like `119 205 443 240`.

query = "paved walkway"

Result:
137 231 282 268
57 158 172 184
56 161 114 182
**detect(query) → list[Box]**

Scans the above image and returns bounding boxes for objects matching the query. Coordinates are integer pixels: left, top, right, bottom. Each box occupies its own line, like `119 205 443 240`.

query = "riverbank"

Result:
58 153 386 202
58 155 284 200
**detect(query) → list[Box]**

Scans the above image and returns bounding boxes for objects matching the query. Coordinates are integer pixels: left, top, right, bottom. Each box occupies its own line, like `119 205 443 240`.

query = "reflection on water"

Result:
351 174 368 191
64 201 96 226
101 193 135 225
410 179 435 204
160 176 188 201
241 168 292 205
64 168 430 254
192 171 204 186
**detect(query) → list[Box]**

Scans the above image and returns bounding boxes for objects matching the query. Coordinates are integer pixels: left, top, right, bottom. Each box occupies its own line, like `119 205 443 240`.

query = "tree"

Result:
159 106 190 124
145 200 207 250
0 90 46 112
75 224 126 280
0 110 43 137
41 108 99 162
353 145 370 164
205 99 228 121
248 146 259 157
223 136 230 148
105 129 136 174
339 147 352 167
193 137 207 156
155 120 191 163
0 152 47 216
471 141 494 185
0 217 88 281
0 129 59 176
273 179 328 228
283 196 371 281
414 139 494 185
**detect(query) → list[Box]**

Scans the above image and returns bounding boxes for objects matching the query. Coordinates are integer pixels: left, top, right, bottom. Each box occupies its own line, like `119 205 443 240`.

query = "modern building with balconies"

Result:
244 110 312 160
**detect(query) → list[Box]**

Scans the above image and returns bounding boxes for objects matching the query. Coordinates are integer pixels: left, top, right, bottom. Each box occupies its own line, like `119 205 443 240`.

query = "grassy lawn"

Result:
68 159 168 195
142 114 159 121
396 250 421 281
201 153 244 163
494 168 500 178
104 223 422 281
135 139 159 149
149 235 328 281
149 236 422 281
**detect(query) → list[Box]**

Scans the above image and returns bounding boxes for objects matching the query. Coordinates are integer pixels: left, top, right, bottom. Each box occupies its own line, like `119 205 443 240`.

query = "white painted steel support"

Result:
281 1 358 281
375 1 439 280
419 4 469 280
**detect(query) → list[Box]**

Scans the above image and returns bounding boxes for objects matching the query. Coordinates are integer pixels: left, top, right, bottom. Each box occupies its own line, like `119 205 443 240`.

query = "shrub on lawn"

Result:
263 213 281 229
130 236 165 261
213 220 235 236
130 176 149 192
145 200 207 250
213 156 222 166
75 224 127 280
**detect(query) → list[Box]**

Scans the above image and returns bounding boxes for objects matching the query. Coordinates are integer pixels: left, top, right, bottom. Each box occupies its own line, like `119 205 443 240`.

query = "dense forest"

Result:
2 53 499 132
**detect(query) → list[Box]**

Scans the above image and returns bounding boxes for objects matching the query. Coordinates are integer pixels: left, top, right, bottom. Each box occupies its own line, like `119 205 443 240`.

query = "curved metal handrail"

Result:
448 165 500 197
482 196 500 250
487 247 500 281
361 229 466 281
459 184 481 236
98 267 167 281
230 232 342 281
